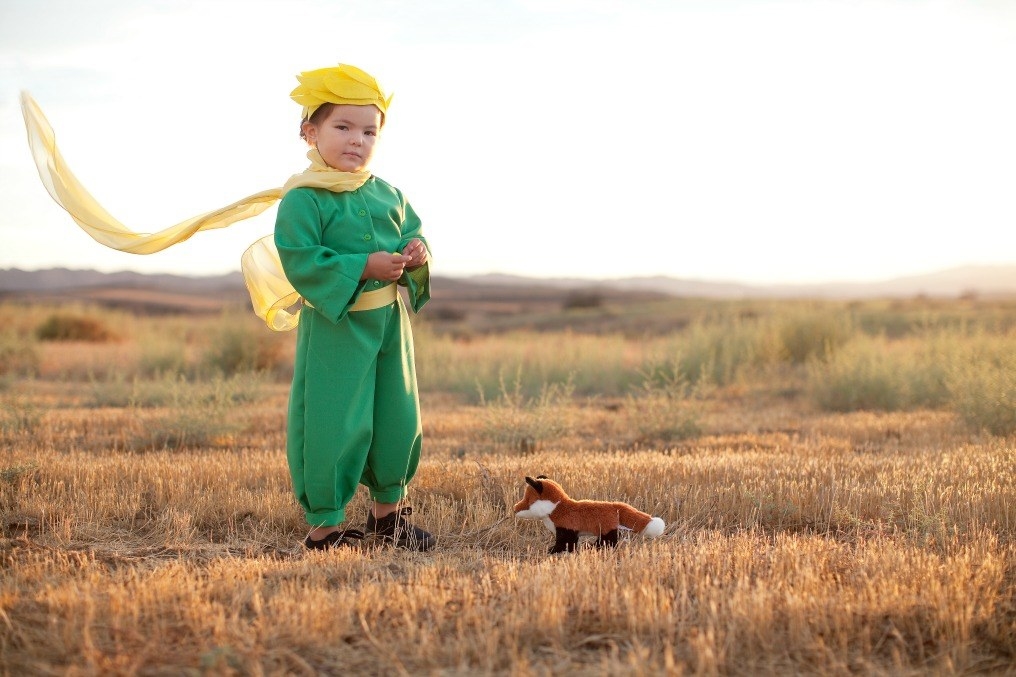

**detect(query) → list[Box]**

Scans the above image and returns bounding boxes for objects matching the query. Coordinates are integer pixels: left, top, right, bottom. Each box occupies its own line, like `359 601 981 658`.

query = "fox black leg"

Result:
595 529 619 548
550 527 580 553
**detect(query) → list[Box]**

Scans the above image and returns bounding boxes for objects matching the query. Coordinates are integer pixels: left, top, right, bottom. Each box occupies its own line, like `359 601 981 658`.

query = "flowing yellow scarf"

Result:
20 92 368 331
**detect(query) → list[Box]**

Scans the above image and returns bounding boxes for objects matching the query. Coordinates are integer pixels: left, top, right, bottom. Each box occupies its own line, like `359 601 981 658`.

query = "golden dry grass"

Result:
2 299 1016 675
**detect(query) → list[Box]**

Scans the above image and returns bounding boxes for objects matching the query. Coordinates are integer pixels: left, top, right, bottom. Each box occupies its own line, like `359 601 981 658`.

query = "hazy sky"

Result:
2 0 1014 284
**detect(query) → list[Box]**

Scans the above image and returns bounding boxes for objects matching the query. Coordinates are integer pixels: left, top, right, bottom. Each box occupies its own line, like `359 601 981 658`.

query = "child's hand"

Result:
363 251 408 281
401 239 429 269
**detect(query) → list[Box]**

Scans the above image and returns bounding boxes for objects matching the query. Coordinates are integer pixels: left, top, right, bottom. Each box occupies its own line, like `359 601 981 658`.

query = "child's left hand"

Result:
401 239 429 269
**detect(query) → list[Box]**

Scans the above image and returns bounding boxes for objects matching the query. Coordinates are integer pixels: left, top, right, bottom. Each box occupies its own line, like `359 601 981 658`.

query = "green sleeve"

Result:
397 198 431 312
275 189 368 323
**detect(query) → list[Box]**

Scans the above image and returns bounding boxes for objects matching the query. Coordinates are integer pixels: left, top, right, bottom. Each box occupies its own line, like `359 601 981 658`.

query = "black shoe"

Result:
366 506 435 551
304 527 365 551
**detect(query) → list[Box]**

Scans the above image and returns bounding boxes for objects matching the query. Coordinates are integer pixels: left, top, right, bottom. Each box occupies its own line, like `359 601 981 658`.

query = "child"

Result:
277 64 434 551
20 63 434 551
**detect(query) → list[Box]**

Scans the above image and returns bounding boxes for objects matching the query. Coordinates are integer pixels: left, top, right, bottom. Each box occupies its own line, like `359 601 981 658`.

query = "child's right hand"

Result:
362 251 408 281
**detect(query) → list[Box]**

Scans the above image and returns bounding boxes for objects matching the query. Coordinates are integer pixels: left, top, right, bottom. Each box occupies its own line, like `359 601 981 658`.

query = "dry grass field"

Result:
2 294 1015 675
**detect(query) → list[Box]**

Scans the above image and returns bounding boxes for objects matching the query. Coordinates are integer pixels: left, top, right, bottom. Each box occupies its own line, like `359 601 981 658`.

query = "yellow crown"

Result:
290 64 393 120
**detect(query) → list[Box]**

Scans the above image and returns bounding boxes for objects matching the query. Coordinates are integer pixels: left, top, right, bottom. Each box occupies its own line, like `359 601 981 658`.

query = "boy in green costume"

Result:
19 64 432 551
276 64 434 551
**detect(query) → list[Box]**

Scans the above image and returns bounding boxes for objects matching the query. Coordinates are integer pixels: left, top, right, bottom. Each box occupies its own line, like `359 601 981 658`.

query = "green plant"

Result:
777 311 851 363
947 345 1016 435
116 374 265 450
808 341 905 412
418 328 640 400
808 337 951 412
138 338 188 377
89 372 268 409
0 332 39 377
200 318 287 376
0 462 38 512
666 318 765 386
0 462 37 484
35 314 115 342
479 369 575 453
562 289 605 310
625 362 702 445
0 396 43 436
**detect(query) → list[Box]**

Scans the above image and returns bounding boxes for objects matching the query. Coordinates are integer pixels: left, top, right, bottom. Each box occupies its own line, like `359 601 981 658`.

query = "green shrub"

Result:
201 318 287 376
138 338 188 377
479 370 575 453
90 372 266 409
35 314 115 342
0 462 37 484
0 462 38 512
0 332 39 377
947 342 1016 435
0 396 43 436
808 337 951 412
777 312 851 364
665 319 765 386
417 328 640 401
562 289 605 310
124 374 264 450
809 346 905 411
625 367 702 445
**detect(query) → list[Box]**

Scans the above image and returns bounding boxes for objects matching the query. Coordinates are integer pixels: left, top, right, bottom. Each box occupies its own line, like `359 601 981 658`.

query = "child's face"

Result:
302 104 381 172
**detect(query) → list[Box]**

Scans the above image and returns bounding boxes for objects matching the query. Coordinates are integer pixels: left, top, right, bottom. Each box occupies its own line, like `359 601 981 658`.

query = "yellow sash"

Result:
20 92 371 332
303 282 398 312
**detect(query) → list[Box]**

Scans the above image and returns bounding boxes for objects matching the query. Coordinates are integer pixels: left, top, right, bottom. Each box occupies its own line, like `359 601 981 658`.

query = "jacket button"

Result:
363 233 372 241
358 209 367 216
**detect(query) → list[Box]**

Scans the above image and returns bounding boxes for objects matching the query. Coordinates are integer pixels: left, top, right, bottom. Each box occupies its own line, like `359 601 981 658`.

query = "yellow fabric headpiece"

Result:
290 64 393 121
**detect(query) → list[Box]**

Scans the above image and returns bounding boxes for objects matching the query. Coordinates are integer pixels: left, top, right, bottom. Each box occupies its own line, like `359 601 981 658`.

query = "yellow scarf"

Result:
20 92 369 331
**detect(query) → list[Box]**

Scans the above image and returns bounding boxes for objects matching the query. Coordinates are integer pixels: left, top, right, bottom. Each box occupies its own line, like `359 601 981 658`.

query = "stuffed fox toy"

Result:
513 475 665 553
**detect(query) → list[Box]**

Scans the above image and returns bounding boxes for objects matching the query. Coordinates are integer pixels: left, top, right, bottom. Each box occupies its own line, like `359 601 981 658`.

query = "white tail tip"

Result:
643 517 665 538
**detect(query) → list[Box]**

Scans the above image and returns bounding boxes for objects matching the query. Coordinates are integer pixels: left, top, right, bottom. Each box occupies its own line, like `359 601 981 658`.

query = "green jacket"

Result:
275 177 430 323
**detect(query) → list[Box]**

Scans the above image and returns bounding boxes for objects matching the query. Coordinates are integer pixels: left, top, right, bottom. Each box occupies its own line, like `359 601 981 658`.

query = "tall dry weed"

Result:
807 336 951 412
0 331 39 379
947 335 1016 435
417 328 644 399
200 312 291 377
0 394 43 438
624 358 703 446
121 374 267 451
478 369 576 453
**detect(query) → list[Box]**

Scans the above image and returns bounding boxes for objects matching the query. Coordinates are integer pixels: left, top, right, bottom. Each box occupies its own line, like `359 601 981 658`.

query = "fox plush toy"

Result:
513 475 665 553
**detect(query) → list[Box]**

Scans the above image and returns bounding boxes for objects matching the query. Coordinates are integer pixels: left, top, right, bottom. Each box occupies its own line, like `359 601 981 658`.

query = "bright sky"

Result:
1 0 1014 284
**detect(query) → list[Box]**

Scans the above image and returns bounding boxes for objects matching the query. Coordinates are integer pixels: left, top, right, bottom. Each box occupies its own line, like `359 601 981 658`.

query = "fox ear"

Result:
525 476 544 494
536 475 548 480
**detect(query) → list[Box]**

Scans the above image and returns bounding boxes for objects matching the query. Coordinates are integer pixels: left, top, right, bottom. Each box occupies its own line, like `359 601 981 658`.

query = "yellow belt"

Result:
303 283 399 313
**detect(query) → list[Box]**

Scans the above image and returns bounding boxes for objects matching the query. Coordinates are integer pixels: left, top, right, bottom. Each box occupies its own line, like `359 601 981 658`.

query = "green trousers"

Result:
287 295 422 527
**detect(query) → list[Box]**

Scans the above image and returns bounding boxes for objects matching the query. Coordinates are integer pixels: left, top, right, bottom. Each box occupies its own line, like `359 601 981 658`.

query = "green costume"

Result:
275 176 430 527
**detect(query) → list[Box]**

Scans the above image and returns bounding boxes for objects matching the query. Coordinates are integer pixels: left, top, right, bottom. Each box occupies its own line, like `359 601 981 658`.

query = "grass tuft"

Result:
947 339 1016 435
35 314 116 342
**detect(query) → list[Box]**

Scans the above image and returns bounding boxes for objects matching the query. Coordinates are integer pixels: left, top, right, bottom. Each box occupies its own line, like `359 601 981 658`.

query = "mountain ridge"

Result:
2 263 1016 299
446 263 1016 298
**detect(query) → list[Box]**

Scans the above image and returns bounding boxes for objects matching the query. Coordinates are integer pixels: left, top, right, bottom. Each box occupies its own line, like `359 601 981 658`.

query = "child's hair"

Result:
298 102 386 140
299 103 334 140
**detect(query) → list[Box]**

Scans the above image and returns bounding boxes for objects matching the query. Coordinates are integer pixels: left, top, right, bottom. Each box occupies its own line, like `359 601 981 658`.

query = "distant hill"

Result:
462 264 1016 299
1 264 1015 316
0 268 245 294
0 268 251 315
